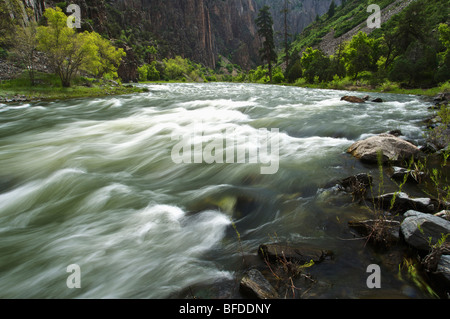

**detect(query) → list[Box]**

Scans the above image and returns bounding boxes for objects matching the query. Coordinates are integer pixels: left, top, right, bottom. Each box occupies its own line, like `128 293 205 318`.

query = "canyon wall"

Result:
17 0 341 69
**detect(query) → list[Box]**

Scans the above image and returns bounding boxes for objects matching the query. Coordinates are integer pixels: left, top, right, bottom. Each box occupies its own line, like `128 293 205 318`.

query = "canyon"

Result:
14 0 341 69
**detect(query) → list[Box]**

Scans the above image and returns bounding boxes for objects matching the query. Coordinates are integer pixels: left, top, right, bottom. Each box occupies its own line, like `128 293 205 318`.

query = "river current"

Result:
0 83 435 298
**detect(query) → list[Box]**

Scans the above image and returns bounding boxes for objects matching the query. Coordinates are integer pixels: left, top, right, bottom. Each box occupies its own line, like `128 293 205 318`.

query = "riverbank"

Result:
0 72 148 103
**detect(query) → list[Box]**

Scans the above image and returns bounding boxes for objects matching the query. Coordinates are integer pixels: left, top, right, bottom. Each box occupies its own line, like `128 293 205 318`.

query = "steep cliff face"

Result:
257 0 342 40
16 0 341 70
109 0 261 69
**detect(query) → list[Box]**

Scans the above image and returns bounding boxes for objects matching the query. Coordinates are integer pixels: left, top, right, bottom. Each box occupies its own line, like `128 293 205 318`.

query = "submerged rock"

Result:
400 210 450 251
340 173 373 191
372 98 384 103
341 96 366 103
258 243 333 265
240 269 279 299
348 219 401 246
347 133 420 164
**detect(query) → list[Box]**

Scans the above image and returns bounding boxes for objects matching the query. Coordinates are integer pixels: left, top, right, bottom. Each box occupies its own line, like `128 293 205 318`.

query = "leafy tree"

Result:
300 47 330 83
0 0 21 48
342 31 380 79
255 5 277 83
436 23 450 83
286 59 302 83
36 7 124 87
11 22 38 85
389 41 438 86
163 56 190 80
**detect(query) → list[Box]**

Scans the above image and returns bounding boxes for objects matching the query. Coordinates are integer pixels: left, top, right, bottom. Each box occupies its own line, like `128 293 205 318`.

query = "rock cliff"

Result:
16 0 341 69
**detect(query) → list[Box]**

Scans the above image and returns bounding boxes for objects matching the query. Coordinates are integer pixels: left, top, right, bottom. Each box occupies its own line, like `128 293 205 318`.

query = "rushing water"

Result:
0 83 436 298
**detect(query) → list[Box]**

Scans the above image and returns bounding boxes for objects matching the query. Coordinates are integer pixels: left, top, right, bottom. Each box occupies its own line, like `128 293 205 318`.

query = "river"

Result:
0 82 435 298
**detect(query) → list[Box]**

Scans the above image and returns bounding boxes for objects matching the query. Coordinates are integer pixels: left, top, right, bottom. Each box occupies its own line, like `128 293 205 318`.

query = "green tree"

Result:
286 59 302 83
436 23 450 83
36 7 124 87
327 0 336 19
163 56 190 80
11 22 38 86
342 31 380 79
255 5 277 83
0 0 22 48
300 47 331 83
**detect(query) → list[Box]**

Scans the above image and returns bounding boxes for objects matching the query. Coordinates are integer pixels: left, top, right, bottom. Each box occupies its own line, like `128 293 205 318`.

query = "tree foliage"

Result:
36 7 124 87
11 22 38 85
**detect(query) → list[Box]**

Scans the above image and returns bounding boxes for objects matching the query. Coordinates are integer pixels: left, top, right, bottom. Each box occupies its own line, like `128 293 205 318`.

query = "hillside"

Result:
282 0 449 88
290 0 400 55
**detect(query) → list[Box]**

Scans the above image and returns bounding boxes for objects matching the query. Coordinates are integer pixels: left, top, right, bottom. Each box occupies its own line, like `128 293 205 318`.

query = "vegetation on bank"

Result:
133 0 449 98
0 72 146 102
0 5 146 101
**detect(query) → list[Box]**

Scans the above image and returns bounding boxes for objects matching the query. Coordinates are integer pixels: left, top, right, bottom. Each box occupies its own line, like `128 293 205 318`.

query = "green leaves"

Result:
36 7 124 87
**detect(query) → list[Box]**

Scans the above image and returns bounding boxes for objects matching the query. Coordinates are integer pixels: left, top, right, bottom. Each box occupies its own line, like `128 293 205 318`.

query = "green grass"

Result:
0 71 147 102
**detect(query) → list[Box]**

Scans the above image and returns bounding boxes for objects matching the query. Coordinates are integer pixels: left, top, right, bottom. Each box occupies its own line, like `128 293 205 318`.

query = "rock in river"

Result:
341 96 366 103
240 269 279 299
347 133 420 164
376 192 436 214
400 210 450 251
258 243 333 264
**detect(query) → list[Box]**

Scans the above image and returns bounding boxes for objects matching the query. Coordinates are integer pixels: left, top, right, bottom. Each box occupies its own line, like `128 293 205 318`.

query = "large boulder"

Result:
240 269 279 299
400 210 450 251
347 134 420 164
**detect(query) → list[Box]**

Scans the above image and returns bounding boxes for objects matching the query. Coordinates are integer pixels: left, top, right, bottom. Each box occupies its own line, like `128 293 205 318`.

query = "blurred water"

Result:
0 83 434 298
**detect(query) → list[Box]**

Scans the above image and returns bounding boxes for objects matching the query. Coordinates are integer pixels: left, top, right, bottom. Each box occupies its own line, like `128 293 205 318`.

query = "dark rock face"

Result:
108 0 262 69
117 45 139 83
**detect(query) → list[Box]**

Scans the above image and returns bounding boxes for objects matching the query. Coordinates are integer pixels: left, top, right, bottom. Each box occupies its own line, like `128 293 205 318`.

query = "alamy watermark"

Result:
66 4 81 29
367 4 381 29
66 264 81 289
366 264 381 289
171 122 280 175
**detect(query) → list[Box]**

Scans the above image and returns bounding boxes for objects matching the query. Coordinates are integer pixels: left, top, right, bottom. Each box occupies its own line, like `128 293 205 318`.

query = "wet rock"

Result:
420 142 440 154
372 98 384 103
341 96 366 103
340 173 373 191
376 192 436 214
240 269 279 299
258 243 333 265
400 210 450 251
435 255 450 288
332 173 373 200
390 166 425 184
433 93 450 103
348 219 401 245
388 129 403 137
347 133 420 164
434 210 450 221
